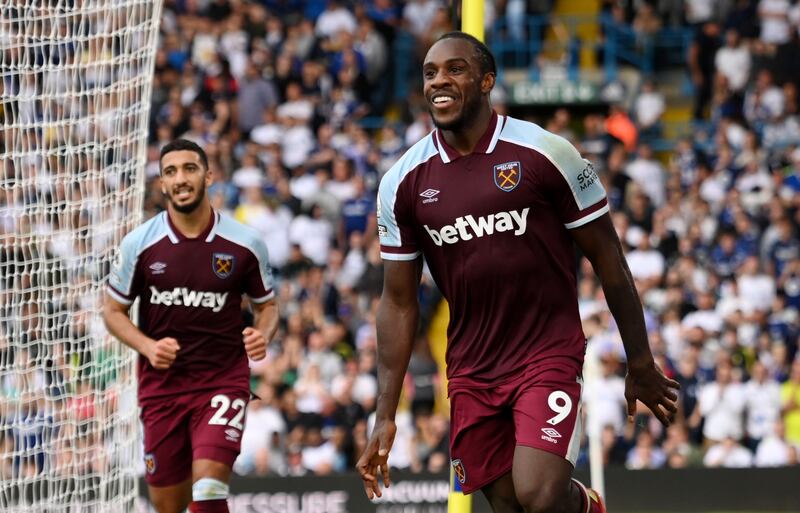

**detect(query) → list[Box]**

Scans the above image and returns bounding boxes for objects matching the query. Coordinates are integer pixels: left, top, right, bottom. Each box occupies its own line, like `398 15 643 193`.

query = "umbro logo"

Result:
541 427 561 443
149 262 167 274
420 188 440 204
225 428 241 442
541 428 561 438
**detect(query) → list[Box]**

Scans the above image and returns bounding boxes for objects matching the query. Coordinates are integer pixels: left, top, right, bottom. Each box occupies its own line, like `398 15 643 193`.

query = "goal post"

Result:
0 1 163 511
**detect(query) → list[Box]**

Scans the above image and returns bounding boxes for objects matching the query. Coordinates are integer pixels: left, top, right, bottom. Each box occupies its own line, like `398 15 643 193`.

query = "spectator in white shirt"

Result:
759 0 792 46
315 1 357 39
755 419 798 466
744 360 783 444
403 0 441 40
289 204 334 266
714 29 751 94
633 79 665 132
626 233 666 291
737 256 776 314
704 437 754 467
235 383 287 476
691 360 747 443
744 69 785 125
626 143 666 207
585 349 627 437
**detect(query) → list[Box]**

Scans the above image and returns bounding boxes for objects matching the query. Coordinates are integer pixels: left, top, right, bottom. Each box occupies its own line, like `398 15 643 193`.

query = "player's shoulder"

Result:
213 211 269 258
213 211 263 247
380 131 439 192
499 116 583 168
119 212 171 257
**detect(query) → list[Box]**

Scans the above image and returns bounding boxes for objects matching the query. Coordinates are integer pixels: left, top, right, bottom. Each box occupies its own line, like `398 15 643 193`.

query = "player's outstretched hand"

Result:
356 420 396 500
625 360 680 426
148 337 180 369
242 327 266 361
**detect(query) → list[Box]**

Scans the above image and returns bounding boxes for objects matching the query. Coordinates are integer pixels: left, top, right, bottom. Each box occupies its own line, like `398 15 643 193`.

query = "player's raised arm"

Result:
569 213 680 426
103 295 179 370
356 257 422 499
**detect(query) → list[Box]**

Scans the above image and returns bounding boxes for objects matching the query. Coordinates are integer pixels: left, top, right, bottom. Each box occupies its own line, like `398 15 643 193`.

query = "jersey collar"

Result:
164 209 219 244
433 111 505 164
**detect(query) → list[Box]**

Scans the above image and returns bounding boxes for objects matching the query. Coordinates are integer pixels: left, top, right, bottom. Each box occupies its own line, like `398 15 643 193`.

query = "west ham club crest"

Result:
212 253 235 279
144 453 156 475
493 161 522 192
451 458 466 484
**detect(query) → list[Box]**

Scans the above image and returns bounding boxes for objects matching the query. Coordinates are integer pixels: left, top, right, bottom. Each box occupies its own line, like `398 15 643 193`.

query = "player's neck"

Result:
167 202 213 238
440 105 493 156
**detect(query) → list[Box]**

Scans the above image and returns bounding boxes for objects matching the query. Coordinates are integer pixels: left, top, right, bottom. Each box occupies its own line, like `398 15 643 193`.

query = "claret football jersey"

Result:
378 112 608 386
108 210 275 400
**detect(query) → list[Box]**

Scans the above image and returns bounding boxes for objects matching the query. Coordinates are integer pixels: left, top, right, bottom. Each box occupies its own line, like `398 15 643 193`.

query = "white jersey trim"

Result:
378 133 439 250
204 211 221 242
499 118 606 212
485 115 505 153
381 251 421 261
106 286 134 305
566 378 584 465
563 204 609 229
249 290 276 304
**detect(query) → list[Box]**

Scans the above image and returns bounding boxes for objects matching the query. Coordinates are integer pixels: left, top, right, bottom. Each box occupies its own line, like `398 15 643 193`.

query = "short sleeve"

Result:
537 135 608 229
107 233 142 305
244 237 275 303
377 170 421 261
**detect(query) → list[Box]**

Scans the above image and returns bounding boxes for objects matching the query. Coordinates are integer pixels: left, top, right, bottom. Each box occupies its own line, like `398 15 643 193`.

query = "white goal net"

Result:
0 1 163 511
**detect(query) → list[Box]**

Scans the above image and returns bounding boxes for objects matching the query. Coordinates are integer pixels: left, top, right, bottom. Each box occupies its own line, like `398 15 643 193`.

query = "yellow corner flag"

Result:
448 462 473 513
448 4 482 513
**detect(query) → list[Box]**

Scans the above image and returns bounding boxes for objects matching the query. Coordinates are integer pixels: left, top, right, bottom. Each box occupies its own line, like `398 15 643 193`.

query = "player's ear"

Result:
481 72 495 94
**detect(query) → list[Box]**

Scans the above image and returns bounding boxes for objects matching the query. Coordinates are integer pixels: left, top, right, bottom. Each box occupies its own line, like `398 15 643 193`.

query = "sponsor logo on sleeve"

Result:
493 161 522 192
378 224 388 238
212 253 235 279
576 161 599 191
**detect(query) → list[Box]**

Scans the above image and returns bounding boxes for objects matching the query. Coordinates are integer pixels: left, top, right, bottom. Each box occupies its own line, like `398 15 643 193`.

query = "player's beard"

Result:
429 92 483 132
167 181 206 214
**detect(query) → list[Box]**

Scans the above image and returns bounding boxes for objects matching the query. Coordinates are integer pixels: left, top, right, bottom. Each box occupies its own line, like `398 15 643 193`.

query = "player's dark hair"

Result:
159 139 209 172
436 31 496 76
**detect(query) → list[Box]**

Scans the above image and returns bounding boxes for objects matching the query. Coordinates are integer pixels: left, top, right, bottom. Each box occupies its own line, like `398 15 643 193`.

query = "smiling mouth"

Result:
173 188 193 200
431 95 457 109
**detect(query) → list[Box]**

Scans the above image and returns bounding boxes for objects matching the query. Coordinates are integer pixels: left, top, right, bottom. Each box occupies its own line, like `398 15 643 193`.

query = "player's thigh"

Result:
147 479 192 513
511 364 583 508
481 471 523 513
140 400 193 488
449 388 516 495
190 388 250 469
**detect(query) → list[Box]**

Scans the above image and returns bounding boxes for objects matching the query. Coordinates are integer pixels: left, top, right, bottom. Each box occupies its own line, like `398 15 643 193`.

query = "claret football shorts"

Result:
448 356 584 494
140 387 250 486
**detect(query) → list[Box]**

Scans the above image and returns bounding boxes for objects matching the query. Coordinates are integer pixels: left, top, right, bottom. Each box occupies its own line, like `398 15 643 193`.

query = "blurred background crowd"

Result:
4 0 800 481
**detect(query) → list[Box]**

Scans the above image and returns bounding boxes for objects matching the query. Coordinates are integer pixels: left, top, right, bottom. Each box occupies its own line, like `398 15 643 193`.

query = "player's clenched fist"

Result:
242 327 266 361
147 337 180 369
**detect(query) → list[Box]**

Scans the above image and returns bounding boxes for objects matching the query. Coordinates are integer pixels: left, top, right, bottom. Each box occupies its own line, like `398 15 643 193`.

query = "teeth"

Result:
433 96 454 104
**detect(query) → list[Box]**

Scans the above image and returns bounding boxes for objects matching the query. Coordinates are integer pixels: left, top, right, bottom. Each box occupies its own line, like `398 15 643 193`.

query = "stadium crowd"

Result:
3 0 800 481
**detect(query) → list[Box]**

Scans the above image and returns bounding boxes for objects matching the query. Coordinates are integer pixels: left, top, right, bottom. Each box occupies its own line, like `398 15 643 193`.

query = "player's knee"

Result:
192 477 229 502
516 480 566 513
